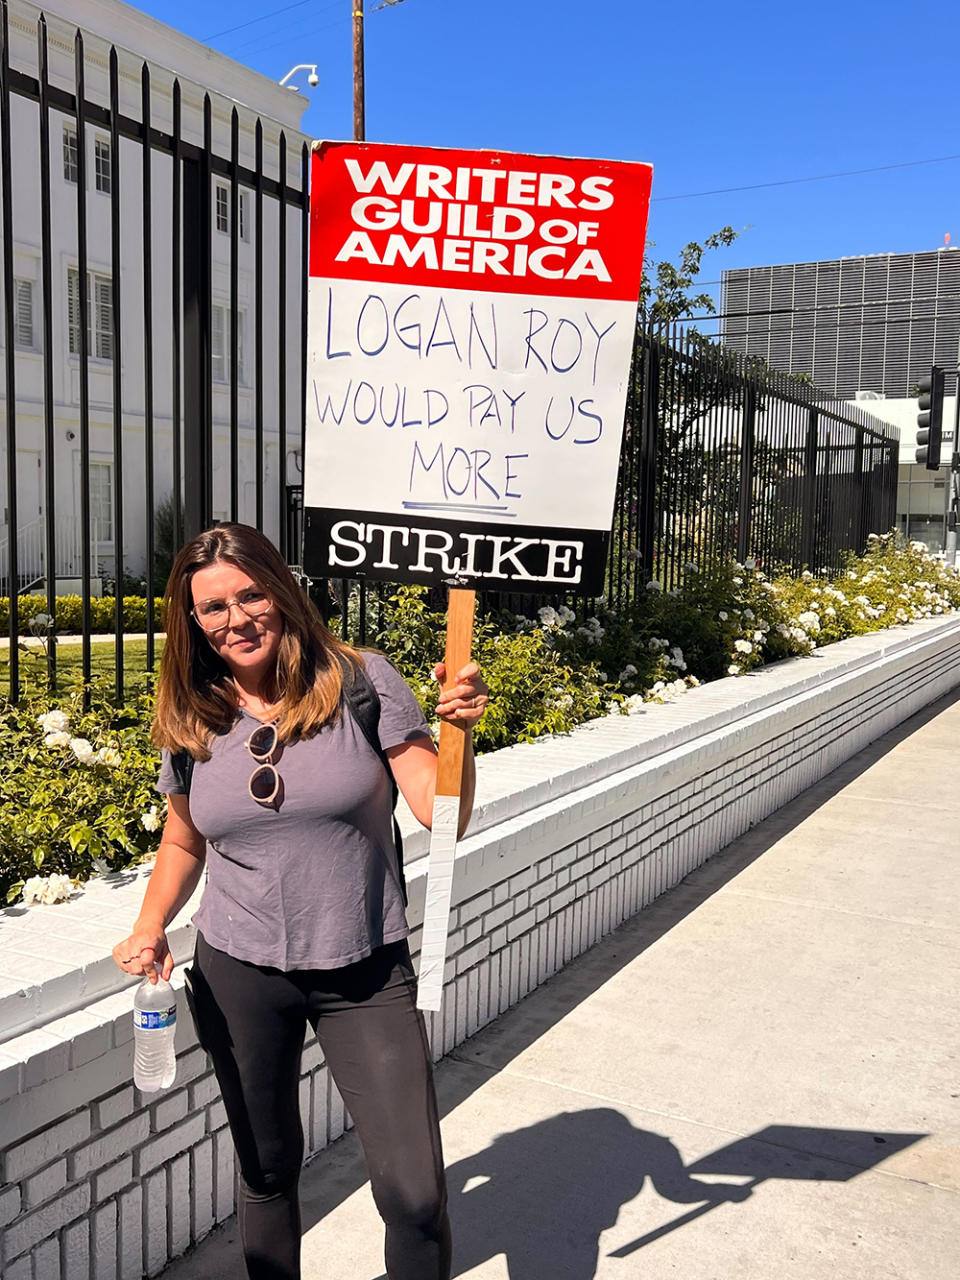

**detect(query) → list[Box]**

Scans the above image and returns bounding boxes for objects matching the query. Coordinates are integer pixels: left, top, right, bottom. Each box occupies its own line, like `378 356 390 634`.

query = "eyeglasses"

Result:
192 588 273 633
246 722 283 807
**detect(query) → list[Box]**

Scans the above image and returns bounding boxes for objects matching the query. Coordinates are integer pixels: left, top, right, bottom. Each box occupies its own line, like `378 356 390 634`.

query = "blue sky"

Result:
138 0 960 318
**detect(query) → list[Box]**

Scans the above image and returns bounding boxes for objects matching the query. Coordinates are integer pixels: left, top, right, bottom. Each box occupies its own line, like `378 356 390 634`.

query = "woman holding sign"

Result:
112 523 487 1280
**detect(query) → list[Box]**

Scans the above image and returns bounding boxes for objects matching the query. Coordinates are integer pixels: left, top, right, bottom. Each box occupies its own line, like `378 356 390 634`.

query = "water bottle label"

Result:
134 1006 177 1030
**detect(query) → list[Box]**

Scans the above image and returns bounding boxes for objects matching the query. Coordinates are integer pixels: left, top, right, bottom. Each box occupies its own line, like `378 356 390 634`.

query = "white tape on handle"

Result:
416 795 460 1012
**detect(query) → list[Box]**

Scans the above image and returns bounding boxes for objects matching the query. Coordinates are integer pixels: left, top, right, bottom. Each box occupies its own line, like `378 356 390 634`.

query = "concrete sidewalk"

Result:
163 690 960 1279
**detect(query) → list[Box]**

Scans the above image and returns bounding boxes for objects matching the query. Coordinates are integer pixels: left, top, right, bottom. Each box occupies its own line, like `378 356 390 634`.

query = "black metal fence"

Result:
605 324 899 604
0 3 899 704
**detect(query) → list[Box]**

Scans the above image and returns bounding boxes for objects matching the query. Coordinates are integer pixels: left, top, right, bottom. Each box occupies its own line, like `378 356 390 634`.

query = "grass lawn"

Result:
1 638 164 701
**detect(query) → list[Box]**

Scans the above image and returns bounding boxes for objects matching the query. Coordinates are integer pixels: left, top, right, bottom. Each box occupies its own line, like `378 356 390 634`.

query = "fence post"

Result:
853 425 866 551
1 0 20 696
638 337 658 581
801 407 819 569
181 156 211 539
736 383 757 563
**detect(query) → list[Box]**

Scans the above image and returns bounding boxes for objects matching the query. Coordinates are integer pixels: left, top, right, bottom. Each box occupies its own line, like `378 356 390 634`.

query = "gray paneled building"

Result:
720 248 960 399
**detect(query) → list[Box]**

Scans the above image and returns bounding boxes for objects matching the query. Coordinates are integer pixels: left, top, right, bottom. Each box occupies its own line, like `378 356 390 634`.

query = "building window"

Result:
68 268 114 361
215 184 249 239
89 461 113 544
216 185 229 233
94 137 111 194
14 279 35 349
63 125 79 183
212 304 247 385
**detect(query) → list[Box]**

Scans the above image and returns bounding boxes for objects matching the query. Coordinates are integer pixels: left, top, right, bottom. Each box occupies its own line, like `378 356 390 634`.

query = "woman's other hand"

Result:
112 922 174 985
434 661 489 727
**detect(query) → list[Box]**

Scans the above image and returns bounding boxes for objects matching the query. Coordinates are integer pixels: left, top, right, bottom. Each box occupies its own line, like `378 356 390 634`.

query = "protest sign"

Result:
303 142 652 1009
303 141 653 594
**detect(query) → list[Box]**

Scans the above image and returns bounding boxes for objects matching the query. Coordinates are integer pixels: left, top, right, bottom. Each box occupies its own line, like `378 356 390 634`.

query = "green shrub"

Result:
0 595 165 635
375 585 616 751
0 679 163 902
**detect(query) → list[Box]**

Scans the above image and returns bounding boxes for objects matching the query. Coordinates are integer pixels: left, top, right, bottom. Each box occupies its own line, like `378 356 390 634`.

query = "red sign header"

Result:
310 141 653 302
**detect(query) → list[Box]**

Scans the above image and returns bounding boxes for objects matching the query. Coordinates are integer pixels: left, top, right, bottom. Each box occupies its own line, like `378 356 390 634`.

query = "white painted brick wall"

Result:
2 615 959 1276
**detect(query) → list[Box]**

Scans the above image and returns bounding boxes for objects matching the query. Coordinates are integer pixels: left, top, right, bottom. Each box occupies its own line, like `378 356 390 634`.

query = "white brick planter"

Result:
2 614 959 1277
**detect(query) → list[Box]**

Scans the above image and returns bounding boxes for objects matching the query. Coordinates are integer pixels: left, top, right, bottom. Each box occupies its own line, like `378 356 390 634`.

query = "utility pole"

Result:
353 1 364 141
947 338 960 565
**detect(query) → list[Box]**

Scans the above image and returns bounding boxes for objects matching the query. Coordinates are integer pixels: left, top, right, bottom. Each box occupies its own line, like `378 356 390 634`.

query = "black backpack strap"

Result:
337 652 407 904
170 749 194 797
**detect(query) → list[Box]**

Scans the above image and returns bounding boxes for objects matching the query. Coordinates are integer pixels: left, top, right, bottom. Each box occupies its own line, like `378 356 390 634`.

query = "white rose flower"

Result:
753 631 764 643
22 873 74 905
37 709 70 733
97 745 122 768
732 577 743 586
645 580 662 593
41 874 75 904
727 664 741 676
44 730 71 749
557 606 576 624
597 672 608 683
69 737 96 765
744 608 755 621
538 606 559 627
21 876 46 905
734 639 753 655
718 611 728 622
744 558 757 570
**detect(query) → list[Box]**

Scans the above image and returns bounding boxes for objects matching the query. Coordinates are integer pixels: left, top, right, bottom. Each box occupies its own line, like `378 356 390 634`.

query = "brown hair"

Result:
152 523 361 760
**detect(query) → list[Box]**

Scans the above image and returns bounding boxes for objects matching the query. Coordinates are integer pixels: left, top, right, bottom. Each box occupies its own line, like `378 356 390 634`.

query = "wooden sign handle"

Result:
435 588 476 798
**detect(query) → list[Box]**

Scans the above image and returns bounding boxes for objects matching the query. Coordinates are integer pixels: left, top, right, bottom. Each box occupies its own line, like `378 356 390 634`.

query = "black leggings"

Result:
188 933 451 1280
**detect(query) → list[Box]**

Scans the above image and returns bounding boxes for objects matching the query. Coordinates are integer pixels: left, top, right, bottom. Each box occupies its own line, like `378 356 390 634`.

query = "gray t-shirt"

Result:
157 652 432 970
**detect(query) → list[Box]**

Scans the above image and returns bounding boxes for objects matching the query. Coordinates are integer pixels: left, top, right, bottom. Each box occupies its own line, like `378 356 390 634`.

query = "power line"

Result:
676 310 960 340
682 292 960 324
202 0 339 43
222 11 350 58
652 154 960 203
210 0 405 59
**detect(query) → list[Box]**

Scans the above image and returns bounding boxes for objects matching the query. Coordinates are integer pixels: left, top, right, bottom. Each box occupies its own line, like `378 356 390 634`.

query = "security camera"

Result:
307 71 319 88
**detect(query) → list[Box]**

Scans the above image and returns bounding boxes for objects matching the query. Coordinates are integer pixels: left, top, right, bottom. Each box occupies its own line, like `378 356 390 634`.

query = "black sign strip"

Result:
304 507 609 595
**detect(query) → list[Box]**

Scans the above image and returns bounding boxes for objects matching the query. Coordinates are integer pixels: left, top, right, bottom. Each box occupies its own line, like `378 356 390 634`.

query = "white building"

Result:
843 391 959 551
0 0 310 592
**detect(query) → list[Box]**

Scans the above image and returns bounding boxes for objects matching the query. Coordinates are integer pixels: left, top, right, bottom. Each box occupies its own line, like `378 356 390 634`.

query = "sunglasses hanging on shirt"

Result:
246 722 283 808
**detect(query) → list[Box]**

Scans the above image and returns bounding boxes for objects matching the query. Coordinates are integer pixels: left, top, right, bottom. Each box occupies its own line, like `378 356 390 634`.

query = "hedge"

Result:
0 595 165 635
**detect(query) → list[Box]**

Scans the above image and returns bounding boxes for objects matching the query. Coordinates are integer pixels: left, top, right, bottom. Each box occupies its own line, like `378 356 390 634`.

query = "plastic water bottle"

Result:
133 976 178 1092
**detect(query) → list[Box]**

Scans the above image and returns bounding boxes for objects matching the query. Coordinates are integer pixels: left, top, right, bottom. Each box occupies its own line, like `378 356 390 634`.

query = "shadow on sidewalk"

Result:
431 1115 923 1279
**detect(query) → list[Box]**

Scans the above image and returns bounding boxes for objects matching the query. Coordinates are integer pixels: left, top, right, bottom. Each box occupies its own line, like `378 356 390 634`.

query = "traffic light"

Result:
915 366 945 470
